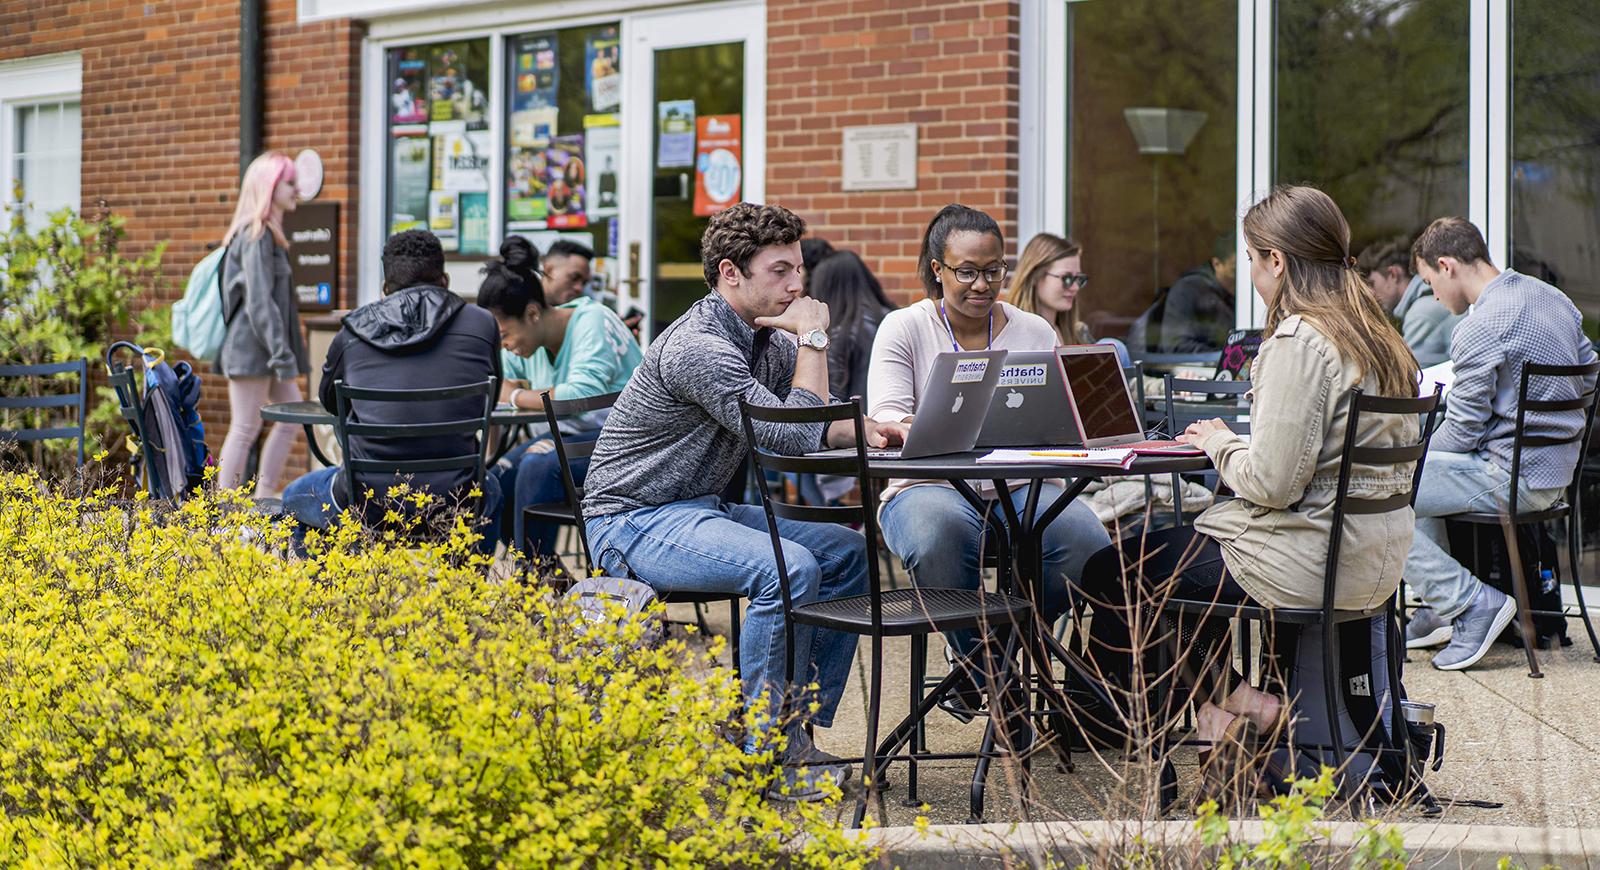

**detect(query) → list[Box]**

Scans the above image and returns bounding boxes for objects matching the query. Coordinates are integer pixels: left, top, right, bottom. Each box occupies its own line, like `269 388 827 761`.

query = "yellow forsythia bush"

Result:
0 471 873 868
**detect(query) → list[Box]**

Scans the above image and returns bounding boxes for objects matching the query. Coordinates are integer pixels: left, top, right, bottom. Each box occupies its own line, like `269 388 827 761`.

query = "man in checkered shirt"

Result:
1402 217 1598 671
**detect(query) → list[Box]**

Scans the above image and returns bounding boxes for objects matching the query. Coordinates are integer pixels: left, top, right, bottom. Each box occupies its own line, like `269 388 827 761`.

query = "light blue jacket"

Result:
1393 274 1461 367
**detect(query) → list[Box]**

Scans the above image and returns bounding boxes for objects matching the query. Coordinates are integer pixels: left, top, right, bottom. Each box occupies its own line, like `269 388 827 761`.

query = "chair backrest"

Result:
332 378 496 525
0 358 88 466
540 389 622 563
1163 374 1253 438
1319 387 1444 619
739 399 886 629
1507 360 1600 517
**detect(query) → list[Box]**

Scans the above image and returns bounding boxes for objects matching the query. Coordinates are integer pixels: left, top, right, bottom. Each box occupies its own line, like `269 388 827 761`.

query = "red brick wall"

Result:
766 0 1021 307
1 0 363 480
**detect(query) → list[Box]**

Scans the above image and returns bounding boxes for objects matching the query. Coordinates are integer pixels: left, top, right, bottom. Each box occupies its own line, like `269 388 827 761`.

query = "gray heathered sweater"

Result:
582 291 828 519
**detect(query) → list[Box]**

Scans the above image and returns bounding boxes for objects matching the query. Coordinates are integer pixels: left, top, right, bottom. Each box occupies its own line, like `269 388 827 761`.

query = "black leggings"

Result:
1076 527 1256 701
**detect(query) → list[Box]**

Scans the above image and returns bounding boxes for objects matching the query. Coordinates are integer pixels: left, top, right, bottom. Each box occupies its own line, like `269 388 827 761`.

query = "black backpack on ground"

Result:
1445 519 1570 648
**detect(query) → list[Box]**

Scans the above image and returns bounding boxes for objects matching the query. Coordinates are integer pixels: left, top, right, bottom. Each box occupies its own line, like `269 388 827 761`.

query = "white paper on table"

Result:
976 448 1135 467
1418 361 1455 398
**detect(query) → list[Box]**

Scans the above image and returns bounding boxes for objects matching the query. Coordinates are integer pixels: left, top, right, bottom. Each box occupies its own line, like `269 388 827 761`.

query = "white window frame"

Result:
1026 0 1511 331
0 53 82 218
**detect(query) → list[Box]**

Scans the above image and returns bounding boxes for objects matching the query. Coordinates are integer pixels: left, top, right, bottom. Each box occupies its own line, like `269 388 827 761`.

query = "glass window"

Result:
1511 1 1600 331
504 22 621 267
385 39 491 257
12 99 80 229
1064 0 1239 346
1275 0 1470 260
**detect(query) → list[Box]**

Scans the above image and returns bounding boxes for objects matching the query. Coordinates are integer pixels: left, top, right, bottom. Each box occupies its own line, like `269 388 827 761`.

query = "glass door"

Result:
621 3 764 340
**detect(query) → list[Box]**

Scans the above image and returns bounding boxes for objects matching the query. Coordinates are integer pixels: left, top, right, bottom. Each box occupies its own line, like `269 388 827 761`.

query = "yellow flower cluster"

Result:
0 471 872 868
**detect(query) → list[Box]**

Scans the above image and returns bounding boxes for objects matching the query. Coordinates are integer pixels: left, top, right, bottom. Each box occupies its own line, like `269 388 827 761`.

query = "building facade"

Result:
3 0 1597 469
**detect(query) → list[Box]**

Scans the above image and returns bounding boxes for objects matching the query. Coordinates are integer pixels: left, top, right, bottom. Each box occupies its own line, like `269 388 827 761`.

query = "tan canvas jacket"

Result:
1192 314 1419 611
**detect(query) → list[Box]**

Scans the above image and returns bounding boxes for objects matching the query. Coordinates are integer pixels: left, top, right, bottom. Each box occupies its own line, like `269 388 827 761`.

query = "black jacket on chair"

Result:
319 284 502 504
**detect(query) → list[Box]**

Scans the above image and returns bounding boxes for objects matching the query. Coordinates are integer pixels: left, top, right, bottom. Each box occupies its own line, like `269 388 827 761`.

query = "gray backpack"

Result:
564 575 664 649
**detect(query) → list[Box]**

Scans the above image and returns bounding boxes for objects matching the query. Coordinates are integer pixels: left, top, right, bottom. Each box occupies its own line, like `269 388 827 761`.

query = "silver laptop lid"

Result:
901 349 1008 459
975 351 1076 448
1059 344 1145 448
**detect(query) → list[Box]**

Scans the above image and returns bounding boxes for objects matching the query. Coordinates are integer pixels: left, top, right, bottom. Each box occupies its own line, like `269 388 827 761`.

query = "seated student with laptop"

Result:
868 204 1113 719
1077 187 1420 806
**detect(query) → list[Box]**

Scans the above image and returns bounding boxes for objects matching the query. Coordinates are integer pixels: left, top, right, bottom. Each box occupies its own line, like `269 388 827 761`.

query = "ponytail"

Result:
477 235 548 318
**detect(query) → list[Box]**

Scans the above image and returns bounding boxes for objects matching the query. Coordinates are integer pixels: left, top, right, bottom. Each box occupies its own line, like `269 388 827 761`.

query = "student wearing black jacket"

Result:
282 230 504 553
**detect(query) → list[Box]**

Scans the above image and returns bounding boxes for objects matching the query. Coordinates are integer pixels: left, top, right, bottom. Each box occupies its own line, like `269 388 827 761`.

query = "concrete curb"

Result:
859 820 1600 868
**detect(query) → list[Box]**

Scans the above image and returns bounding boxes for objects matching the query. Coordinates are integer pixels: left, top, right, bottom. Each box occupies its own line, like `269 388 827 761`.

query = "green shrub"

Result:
0 470 872 867
0 195 169 478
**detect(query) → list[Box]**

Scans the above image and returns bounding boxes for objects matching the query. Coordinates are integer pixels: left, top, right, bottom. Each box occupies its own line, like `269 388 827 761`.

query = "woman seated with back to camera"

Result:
1076 186 1420 804
869 204 1113 721
478 236 641 563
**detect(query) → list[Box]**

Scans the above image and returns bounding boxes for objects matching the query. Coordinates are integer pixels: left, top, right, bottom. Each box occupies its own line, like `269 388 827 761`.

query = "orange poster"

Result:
693 114 742 217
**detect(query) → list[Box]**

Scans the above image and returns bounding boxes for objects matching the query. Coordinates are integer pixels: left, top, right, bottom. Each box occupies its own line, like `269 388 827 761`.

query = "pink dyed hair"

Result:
224 151 296 249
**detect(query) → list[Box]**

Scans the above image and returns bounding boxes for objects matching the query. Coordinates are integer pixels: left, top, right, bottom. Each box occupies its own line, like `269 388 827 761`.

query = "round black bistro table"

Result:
260 400 547 467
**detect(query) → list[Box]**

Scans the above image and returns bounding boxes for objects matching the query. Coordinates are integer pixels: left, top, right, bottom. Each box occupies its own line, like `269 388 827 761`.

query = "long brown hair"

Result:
1242 186 1418 397
1007 233 1084 343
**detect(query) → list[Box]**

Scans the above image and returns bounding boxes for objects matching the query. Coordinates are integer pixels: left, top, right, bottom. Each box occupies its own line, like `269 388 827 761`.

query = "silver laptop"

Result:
814 349 1007 459
975 351 1077 448
1058 344 1150 447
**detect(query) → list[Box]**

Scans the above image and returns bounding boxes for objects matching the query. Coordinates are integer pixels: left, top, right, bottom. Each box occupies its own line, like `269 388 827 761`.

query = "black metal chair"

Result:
534 390 746 675
741 398 1073 828
1 357 88 467
1151 387 1443 807
1441 361 1600 677
331 378 497 545
1162 374 1253 526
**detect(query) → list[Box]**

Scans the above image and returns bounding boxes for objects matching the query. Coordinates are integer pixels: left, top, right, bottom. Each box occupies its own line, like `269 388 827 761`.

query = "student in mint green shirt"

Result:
477 236 642 559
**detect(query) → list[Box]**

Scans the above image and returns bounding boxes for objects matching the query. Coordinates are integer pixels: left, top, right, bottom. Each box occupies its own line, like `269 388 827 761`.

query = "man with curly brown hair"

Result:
582 202 906 800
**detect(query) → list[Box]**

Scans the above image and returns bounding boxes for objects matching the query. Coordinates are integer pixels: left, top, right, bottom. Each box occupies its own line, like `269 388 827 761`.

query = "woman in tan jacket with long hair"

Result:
1079 186 1421 807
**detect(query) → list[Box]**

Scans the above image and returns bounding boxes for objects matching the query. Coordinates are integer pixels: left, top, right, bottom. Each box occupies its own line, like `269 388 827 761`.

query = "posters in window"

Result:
545 134 588 229
693 114 742 217
657 100 696 168
429 190 460 252
584 115 620 219
508 146 550 227
434 130 491 192
389 136 431 234
510 33 559 148
428 44 487 128
460 192 489 255
585 27 621 113
391 56 428 126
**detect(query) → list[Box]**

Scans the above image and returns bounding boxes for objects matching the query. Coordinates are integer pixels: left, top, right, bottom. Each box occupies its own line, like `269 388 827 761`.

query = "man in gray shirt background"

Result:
583 203 906 799
1402 217 1597 672
1357 235 1462 367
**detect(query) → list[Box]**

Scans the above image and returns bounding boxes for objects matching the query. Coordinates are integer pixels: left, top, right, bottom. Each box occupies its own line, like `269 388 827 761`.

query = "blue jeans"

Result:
1406 450 1563 620
586 495 868 735
282 467 503 556
878 483 1111 657
490 432 596 555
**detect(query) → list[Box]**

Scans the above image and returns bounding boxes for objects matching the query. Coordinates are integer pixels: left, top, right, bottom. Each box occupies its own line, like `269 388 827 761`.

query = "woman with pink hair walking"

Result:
215 150 309 496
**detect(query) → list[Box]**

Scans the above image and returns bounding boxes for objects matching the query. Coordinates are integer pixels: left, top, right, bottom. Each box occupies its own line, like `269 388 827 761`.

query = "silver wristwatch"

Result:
798 328 830 351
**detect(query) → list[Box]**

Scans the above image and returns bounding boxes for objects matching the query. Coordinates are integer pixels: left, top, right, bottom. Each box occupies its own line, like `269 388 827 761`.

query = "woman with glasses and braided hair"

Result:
868 204 1113 724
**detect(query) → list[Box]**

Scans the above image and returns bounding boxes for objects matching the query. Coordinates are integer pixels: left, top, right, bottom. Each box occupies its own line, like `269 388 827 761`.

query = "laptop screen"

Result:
1061 349 1141 442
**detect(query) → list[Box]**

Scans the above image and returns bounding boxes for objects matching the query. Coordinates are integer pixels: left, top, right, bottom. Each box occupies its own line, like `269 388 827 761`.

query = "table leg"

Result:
300 424 336 467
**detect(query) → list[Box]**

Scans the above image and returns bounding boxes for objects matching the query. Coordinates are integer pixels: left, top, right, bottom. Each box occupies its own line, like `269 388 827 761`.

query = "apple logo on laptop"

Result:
951 394 964 414
1005 389 1024 409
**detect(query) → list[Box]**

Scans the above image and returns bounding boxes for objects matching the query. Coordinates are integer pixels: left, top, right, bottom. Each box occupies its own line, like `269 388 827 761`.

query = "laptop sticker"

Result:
952 359 991 383
997 364 1048 387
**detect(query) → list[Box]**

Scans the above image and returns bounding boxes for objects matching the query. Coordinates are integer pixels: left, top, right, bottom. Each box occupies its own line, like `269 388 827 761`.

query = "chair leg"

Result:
1502 522 1545 678
968 718 996 824
1322 622 1348 796
728 598 743 682
904 634 926 807
852 635 885 829
1566 513 1600 662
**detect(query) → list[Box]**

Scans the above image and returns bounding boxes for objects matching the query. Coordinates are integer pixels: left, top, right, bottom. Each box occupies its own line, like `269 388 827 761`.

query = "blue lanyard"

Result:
939 302 992 352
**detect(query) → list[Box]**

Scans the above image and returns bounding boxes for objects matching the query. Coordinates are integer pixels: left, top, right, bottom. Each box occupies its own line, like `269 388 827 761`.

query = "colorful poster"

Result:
459 192 489 255
507 146 550 226
389 136 431 233
428 44 487 127
511 106 557 149
693 114 742 217
545 134 588 229
436 130 491 192
429 190 460 252
391 56 428 125
584 115 620 219
585 27 621 113
656 100 696 168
